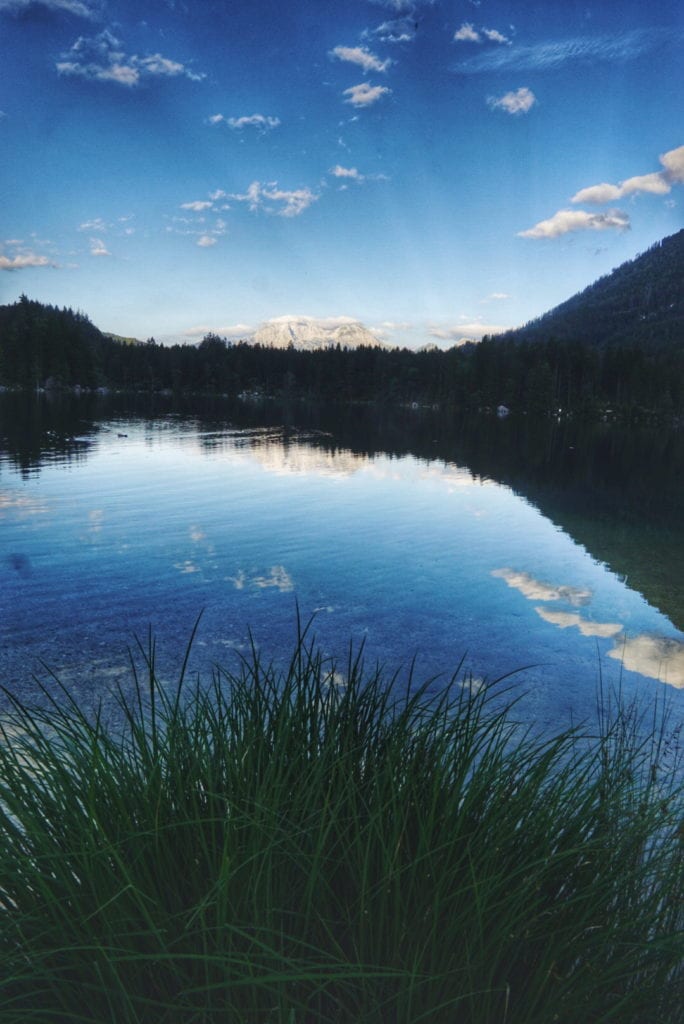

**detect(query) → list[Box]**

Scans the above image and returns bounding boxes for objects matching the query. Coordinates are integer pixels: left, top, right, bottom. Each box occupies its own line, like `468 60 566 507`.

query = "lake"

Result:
1 391 683 750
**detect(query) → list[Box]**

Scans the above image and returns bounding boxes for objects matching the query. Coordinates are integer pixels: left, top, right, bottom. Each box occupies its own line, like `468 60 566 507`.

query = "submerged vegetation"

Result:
0 626 682 1023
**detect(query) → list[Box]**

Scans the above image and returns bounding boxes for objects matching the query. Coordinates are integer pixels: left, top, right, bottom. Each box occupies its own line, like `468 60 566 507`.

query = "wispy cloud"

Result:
180 200 214 212
368 0 434 10
571 145 684 203
89 237 110 256
78 216 108 232
196 235 217 248
183 324 253 339
56 29 204 86
230 181 318 218
487 87 536 115
0 0 101 17
454 27 678 73
0 250 52 270
210 113 281 131
330 45 391 73
329 165 388 187
364 17 415 44
429 319 509 342
519 209 630 240
343 82 391 107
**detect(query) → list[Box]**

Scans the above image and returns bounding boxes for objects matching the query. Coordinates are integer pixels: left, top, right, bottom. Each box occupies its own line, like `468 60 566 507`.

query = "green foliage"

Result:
0 626 682 1023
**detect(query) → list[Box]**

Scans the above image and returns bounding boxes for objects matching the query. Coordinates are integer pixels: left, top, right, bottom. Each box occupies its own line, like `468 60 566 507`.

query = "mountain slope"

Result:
500 229 684 347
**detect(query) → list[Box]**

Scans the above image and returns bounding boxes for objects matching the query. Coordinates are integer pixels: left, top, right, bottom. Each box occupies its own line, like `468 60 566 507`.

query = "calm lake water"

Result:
1 392 683 748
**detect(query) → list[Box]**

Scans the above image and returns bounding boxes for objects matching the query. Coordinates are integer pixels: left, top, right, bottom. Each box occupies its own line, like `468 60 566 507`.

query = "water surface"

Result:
1 393 682 748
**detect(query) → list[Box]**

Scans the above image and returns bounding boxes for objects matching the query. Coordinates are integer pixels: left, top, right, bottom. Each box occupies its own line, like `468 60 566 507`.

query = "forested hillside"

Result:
0 295 107 389
1 224 683 422
498 229 684 348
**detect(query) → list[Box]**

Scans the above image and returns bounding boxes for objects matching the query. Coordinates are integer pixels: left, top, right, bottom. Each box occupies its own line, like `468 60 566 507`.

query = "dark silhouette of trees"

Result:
1 228 682 420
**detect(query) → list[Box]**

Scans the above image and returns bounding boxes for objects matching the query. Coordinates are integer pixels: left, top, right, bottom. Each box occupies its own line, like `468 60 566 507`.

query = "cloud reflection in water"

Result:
608 635 684 689
492 568 592 606
534 607 623 638
493 567 684 689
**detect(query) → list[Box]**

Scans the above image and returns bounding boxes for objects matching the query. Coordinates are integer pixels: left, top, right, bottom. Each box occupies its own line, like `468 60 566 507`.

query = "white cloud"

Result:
343 82 391 107
487 86 536 115
331 45 391 73
571 145 684 204
196 235 217 247
518 208 630 239
454 22 510 45
230 181 318 218
330 165 363 181
89 237 110 256
180 200 214 211
570 183 622 204
454 22 480 42
661 144 684 183
209 113 280 131
482 28 511 44
229 114 280 130
0 251 52 271
56 29 204 86
482 292 511 302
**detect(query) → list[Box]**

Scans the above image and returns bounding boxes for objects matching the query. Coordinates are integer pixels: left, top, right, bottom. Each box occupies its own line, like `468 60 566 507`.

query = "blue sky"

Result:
1 0 682 348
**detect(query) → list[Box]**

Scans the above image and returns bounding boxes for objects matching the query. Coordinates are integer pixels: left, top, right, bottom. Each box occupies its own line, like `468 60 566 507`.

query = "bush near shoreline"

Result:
0 625 682 1023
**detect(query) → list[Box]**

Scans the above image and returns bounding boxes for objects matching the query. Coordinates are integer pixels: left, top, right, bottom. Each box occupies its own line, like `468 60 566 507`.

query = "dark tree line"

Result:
1 295 682 421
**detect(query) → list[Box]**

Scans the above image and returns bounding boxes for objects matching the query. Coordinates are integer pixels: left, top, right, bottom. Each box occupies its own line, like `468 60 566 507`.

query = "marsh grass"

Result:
0 621 682 1023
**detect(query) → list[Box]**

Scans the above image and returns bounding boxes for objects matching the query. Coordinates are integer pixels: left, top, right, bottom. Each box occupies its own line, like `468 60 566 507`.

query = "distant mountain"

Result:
499 229 684 348
103 332 142 346
251 315 386 350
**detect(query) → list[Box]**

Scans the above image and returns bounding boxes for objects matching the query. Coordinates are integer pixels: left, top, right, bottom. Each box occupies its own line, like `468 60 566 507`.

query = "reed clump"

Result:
0 625 681 1023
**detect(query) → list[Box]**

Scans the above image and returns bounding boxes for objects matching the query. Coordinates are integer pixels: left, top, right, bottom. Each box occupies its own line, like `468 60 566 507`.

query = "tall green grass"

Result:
0 624 682 1023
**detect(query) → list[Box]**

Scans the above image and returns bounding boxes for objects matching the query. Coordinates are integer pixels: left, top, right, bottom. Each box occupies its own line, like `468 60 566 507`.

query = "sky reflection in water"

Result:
1 416 683 736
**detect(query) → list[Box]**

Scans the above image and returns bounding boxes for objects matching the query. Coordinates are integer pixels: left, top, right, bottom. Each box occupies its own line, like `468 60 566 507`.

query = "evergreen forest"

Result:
1 229 682 421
